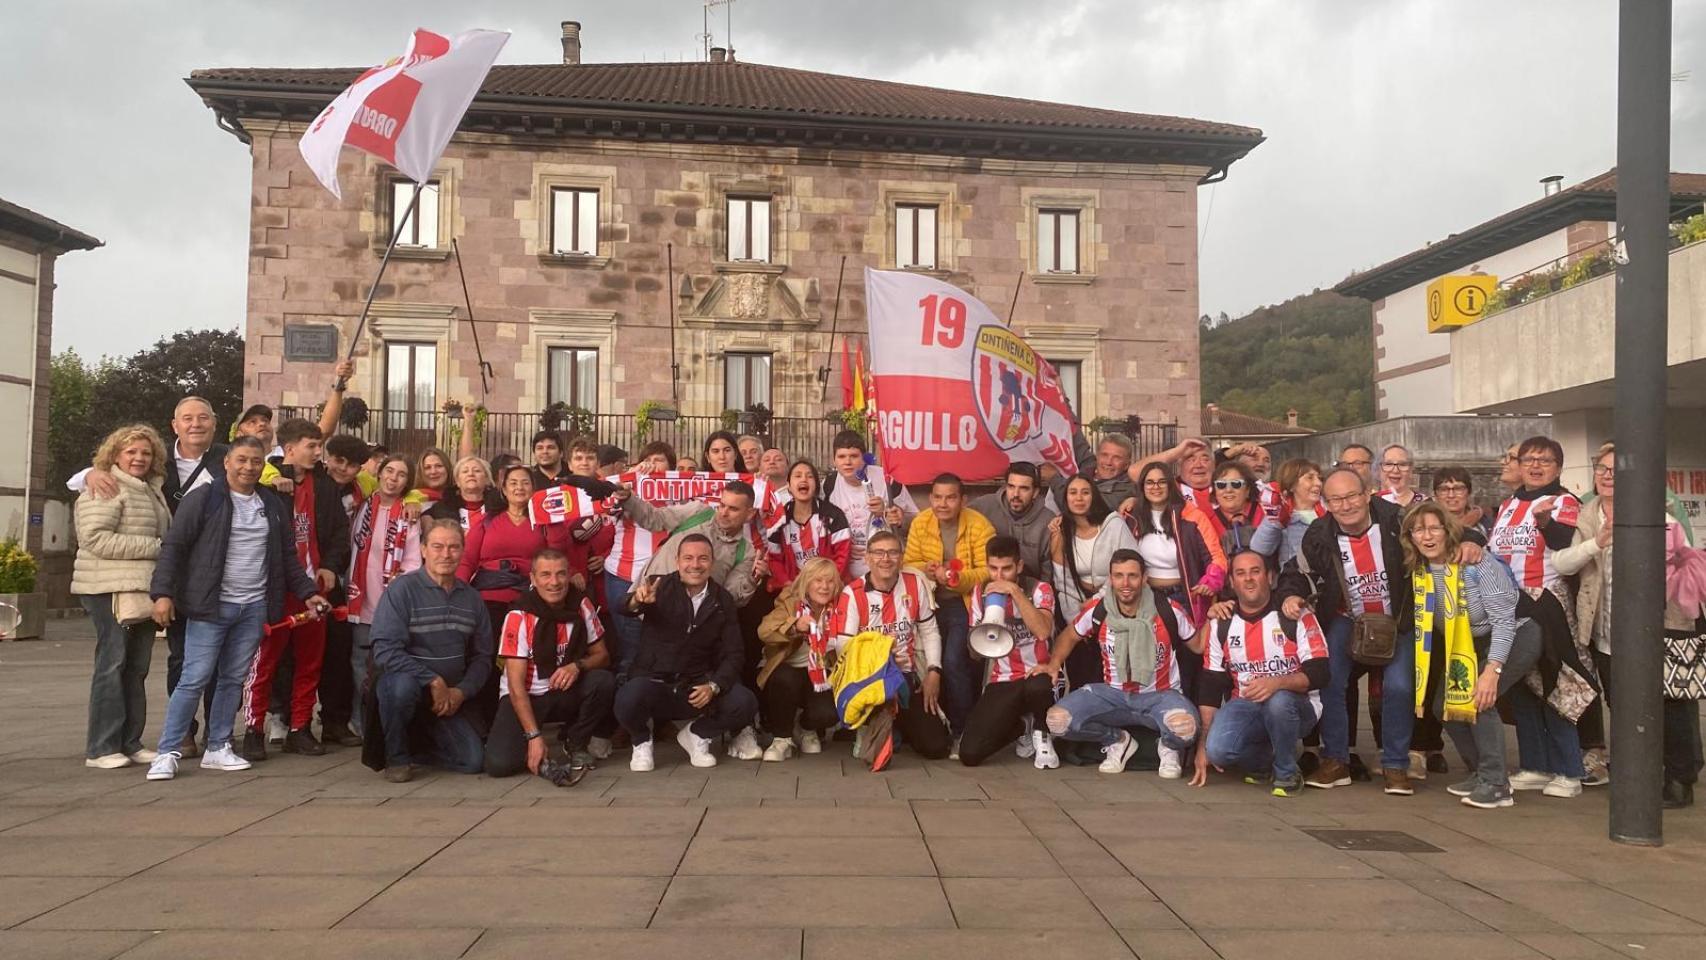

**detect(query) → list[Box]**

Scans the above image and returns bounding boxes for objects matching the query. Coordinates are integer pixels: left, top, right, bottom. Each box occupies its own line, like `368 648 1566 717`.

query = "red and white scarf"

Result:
799 600 832 692
528 484 611 527
348 493 409 608
292 478 320 571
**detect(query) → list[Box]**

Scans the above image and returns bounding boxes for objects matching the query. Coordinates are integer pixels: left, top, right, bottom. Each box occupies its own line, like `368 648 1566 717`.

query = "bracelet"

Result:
523 729 543 741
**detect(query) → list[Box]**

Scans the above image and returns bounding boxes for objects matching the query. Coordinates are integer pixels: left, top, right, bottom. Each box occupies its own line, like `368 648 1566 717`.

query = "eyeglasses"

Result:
1519 456 1557 467
1434 483 1469 494
1338 458 1371 468
1380 460 1412 470
1593 465 1615 477
1141 479 1169 487
1324 493 1367 508
1213 479 1247 490
1410 524 1447 536
867 548 901 558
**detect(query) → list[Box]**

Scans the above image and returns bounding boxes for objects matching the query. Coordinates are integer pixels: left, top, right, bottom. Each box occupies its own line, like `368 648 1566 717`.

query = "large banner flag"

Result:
299 28 509 199
600 471 774 581
864 268 1079 483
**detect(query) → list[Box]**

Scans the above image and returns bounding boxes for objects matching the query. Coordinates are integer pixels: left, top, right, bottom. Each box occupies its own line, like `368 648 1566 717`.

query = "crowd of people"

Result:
65 380 1706 810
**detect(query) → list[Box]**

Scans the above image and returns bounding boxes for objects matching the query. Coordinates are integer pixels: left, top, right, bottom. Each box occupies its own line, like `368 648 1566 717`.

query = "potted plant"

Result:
719 408 741 433
742 402 773 438
338 396 370 430
0 539 42 640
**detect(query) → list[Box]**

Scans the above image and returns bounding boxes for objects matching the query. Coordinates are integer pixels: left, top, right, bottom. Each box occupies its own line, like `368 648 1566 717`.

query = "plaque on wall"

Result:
283 323 339 362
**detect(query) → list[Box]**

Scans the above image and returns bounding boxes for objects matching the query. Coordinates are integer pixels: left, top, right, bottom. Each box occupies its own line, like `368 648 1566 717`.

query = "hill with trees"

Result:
1199 290 1374 431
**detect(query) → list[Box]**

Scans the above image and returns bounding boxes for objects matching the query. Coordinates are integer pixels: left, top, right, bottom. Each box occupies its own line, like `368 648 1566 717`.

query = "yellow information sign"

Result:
1426 274 1498 332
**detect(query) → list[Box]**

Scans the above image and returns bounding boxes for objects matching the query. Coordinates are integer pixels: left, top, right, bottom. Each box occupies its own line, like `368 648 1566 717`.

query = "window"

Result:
548 346 598 411
896 203 938 269
1047 359 1081 417
382 341 437 452
727 196 772 262
550 187 599 256
724 353 772 411
1037 208 1079 274
392 180 441 248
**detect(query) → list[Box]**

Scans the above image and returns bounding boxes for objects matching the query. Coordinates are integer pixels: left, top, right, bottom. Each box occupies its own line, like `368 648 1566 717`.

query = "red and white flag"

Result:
299 28 509 199
864 268 1079 484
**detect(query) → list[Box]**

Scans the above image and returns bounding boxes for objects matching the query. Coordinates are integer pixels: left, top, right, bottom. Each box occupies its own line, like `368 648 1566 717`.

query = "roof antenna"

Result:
703 0 736 61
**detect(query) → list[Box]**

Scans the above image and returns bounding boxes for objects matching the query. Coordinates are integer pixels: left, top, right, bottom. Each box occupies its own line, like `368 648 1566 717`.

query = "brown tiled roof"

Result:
0 198 102 252
1202 406 1311 438
1336 169 1706 300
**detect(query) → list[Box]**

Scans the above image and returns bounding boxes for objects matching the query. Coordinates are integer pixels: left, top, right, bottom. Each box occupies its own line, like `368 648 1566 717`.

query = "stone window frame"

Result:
711 173 790 272
527 165 617 268
877 181 959 275
723 351 774 412
1020 322 1105 421
526 308 617 415
374 163 460 261
364 302 458 404
1021 187 1099 285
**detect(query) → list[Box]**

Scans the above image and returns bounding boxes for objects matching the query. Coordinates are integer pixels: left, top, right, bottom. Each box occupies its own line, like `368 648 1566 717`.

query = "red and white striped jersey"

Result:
970 579 1056 684
1070 595 1193 693
769 510 851 572
1337 527 1393 616
496 600 606 698
1490 492 1582 590
832 570 936 673
1206 609 1328 719
607 518 667 582
604 470 767 582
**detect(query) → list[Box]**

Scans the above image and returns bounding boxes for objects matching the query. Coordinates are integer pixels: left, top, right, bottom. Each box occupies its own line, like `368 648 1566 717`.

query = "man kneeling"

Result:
960 536 1060 768
616 534 759 771
1191 550 1329 796
487 549 616 778
1035 550 1200 775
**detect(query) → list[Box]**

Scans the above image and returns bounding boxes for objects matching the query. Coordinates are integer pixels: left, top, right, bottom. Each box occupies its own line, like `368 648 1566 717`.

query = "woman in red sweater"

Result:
457 465 570 627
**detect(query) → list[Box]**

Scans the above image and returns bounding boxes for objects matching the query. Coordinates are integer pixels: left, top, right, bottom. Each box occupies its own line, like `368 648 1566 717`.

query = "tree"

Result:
1199 291 1374 431
48 349 101 490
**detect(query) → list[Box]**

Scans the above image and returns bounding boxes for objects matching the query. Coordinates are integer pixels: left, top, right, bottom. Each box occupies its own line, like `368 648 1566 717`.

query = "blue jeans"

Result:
936 597 976 736
374 670 484 773
605 572 641 681
163 615 215 740
1321 616 1415 770
1206 691 1315 781
156 601 267 754
1050 684 1200 751
1509 680 1586 778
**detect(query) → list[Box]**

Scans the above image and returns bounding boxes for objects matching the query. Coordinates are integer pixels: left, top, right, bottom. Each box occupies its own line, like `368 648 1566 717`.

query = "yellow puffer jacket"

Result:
902 507 995 608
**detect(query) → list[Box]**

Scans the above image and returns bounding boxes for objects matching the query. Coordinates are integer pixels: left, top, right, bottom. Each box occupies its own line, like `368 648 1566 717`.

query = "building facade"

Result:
187 23 1262 450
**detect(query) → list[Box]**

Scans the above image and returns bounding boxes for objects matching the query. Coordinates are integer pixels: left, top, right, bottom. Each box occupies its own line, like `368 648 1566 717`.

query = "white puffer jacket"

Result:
70 467 172 597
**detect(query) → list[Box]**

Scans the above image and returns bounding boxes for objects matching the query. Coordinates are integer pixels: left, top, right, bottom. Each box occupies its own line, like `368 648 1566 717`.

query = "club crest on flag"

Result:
972 325 1048 449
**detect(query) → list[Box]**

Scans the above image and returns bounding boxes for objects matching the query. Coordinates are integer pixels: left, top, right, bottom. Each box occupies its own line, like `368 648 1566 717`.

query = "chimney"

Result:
709 46 727 63
1207 402 1221 428
1286 408 1299 428
726 47 736 62
1540 174 1563 197
561 21 582 65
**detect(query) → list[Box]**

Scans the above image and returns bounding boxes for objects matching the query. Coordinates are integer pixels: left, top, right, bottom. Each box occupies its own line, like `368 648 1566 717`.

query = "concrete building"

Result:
1201 403 1311 447
184 21 1261 450
0 198 101 615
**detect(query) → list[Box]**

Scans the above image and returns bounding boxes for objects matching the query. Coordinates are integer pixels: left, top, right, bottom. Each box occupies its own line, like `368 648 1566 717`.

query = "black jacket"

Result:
424 488 507 526
1277 496 1411 625
630 572 743 692
150 476 319 622
163 442 228 514
265 459 353 580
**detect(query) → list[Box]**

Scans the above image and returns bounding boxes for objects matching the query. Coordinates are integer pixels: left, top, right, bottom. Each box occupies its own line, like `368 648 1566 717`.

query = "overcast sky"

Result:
5 0 1704 358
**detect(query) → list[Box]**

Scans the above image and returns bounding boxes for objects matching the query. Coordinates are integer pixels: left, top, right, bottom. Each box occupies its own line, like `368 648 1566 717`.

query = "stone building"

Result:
186 22 1261 449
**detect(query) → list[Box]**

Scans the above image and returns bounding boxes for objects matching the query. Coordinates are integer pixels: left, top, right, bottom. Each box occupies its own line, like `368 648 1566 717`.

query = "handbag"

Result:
470 560 527 593
1662 618 1706 700
1297 533 1397 667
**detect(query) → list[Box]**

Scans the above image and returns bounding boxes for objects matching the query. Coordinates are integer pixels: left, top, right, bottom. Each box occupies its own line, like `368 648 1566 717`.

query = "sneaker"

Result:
630 740 655 772
1157 745 1184 779
852 727 867 759
127 748 159 763
1244 771 1274 786
146 752 181 781
1427 752 1449 774
1407 750 1428 781
1347 753 1372 782
1099 732 1139 774
321 721 363 747
949 736 961 762
1509 769 1553 791
1031 731 1060 770
678 725 718 768
200 744 253 772
283 728 325 756
1272 774 1304 797
85 753 132 769
799 731 823 755
1583 748 1611 786
1463 782 1515 809
240 730 267 762
1015 734 1036 759
1382 768 1414 796
1581 771 1611 788
568 748 597 771
762 737 796 762
1298 750 1321 775
265 713 287 745
383 764 414 783
1446 777 1480 798
1306 759 1352 789
588 736 613 760
1542 775 1582 799
726 726 762 761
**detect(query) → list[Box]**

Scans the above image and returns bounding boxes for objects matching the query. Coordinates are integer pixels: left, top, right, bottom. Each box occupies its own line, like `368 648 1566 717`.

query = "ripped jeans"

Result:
1047 684 1200 752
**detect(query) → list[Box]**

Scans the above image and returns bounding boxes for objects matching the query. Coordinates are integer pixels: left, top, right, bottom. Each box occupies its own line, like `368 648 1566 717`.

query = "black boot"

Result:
240 730 268 762
283 728 326 756
1663 780 1694 809
321 721 363 747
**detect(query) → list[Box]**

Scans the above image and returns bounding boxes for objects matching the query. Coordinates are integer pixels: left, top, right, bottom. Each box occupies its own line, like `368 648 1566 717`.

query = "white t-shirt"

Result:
1137 510 1181 580
221 490 270 604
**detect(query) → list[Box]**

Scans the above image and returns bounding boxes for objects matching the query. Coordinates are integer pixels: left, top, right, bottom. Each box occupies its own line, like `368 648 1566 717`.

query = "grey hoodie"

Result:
970 490 1054 583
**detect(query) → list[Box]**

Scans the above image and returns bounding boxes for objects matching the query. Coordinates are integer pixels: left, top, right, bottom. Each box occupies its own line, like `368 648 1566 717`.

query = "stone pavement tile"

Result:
700 775 800 800
343 876 667 928
1066 803 1281 839
1474 881 1703 935
796 775 891 800
0 836 206 877
1498 842 1706 886
911 803 1024 837
145 835 449 878
604 773 708 797
698 805 917 837
399 774 531 801
926 836 1064 877
942 877 1105 928
295 773 430 799
1601 882 1706 924
1346 850 1451 881
886 777 990 801
0 806 59 831
1588 934 1706 959
239 803 495 837
1201 931 1549 960
1064 777 1176 804
1115 928 1219 960
417 836 688 877
1011 805 1088 838
1410 843 1580 883
470 929 802 960
1405 878 1566 933
0 930 146 960
22 875 393 930
1104 838 1379 879
1513 932 1627 959
805 928 1134 960
654 877 953 928
0 876 119 927
1080 884 1183 930
6 804 287 837
611 796 692 806
1148 877 1483 931
471 805 702 837
114 929 483 960
1037 835 1132 878
678 835 936 876
100 774 263 804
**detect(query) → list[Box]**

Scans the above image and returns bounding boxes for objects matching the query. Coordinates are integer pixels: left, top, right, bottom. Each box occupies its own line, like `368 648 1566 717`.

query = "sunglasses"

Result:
1213 479 1248 490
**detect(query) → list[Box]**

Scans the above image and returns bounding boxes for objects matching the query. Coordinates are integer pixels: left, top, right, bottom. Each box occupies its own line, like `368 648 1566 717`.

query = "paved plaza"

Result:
2 620 1704 960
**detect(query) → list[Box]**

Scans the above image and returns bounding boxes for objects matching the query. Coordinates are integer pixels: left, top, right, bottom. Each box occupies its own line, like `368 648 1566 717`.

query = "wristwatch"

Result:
523 729 543 741
708 681 721 696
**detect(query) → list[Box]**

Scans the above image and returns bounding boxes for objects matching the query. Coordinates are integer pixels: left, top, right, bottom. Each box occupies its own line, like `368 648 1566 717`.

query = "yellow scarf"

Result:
1413 564 1478 723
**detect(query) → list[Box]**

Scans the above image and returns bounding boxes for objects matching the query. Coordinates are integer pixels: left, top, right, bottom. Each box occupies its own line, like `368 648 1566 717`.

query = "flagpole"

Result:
338 179 424 390
666 242 680 403
818 255 848 403
450 238 491 400
1006 271 1025 325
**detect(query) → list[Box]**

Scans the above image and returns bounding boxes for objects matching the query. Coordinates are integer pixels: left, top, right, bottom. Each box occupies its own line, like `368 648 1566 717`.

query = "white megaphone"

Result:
968 592 1016 659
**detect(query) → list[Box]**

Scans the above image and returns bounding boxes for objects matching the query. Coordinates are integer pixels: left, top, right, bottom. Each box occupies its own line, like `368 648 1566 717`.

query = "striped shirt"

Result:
1427 554 1520 665
220 490 270 604
1070 596 1194 693
368 568 493 694
970 580 1055 684
496 601 606 698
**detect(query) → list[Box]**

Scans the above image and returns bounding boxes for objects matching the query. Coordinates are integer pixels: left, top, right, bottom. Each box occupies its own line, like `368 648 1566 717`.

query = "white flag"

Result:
298 28 509 199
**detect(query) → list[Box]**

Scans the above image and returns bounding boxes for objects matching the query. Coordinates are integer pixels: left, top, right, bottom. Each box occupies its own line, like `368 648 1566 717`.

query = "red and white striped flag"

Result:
528 484 611 528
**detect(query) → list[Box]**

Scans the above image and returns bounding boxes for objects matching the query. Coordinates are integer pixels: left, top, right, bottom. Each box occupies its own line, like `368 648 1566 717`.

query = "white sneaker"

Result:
1408 750 1428 781
1509 769 1553 791
762 737 796 762
630 740 655 772
1157 745 1184 780
1031 731 1060 770
85 753 132 769
146 752 181 781
265 714 287 745
852 727 867 758
200 744 253 772
127 748 159 763
949 736 962 761
799 731 823 755
588 736 613 760
1542 775 1583 799
678 725 718 768
1099 731 1138 774
1015 718 1037 759
726 725 763 761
